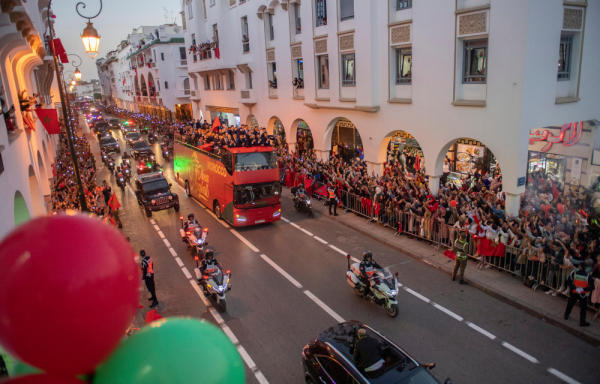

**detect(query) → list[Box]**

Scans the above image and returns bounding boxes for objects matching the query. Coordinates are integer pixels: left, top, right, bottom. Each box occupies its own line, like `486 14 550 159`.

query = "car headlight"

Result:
306 200 311 204
169 195 173 200
116 144 119 146
151 199 156 204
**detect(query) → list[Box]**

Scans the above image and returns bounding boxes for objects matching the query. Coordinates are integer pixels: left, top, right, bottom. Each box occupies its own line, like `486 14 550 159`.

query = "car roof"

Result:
132 140 148 146
136 172 165 182
317 321 422 384
127 132 140 136
100 136 116 142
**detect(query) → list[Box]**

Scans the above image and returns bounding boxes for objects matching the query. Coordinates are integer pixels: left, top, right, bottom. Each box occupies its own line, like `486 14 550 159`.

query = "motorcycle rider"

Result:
184 212 201 231
199 249 221 276
360 251 383 301
114 165 122 177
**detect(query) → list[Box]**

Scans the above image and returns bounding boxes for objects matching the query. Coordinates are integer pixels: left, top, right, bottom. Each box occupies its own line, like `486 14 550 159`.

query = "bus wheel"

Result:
213 201 221 219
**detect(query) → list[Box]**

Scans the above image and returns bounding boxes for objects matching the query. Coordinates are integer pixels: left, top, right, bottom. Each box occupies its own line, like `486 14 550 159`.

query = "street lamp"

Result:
76 1 103 58
74 68 82 81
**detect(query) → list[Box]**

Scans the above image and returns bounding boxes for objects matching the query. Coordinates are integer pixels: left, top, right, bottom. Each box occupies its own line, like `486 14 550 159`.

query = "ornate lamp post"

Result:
77 1 103 58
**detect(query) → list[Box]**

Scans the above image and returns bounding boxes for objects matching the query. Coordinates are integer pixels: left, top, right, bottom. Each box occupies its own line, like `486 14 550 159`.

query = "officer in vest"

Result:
327 182 339 216
452 231 469 285
564 262 595 327
360 251 383 301
140 250 158 308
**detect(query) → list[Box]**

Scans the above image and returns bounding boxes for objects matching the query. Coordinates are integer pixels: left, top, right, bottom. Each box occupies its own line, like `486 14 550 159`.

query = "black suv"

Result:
99 136 120 153
302 321 450 384
95 122 110 139
108 118 121 130
131 140 154 160
134 172 180 218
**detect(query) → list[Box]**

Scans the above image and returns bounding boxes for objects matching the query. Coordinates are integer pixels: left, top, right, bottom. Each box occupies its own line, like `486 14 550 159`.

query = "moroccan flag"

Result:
212 116 221 133
35 108 60 134
108 193 121 211
551 179 560 201
49 38 68 64
414 153 421 172
443 249 456 260
123 78 126 85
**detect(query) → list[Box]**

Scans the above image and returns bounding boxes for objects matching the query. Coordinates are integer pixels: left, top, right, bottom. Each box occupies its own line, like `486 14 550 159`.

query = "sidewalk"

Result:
283 190 600 346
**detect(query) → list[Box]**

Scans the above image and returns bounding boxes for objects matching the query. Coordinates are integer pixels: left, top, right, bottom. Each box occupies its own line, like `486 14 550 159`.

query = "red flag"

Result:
145 308 163 323
414 153 421 172
212 116 221 133
123 78 126 85
35 108 61 134
49 39 68 64
443 249 456 260
108 192 121 211
551 179 559 201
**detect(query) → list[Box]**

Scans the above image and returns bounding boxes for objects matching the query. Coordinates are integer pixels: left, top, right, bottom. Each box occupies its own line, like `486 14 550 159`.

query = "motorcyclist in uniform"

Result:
359 251 383 301
295 183 310 210
184 212 201 231
114 165 122 177
199 249 221 276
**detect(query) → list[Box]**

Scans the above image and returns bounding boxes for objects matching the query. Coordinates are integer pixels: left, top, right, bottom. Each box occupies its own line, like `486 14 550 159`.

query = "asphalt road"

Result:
88 114 600 384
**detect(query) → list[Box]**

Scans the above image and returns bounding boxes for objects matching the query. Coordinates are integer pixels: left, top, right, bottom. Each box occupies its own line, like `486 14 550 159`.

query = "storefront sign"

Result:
529 121 583 152
570 157 582 186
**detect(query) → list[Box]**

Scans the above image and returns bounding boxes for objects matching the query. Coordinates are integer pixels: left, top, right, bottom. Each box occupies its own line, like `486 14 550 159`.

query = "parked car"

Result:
302 321 451 384
134 172 179 218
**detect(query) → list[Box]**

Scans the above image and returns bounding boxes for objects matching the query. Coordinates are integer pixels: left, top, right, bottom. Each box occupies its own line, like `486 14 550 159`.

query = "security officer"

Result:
199 249 221 275
564 262 595 327
140 250 158 308
359 251 382 300
452 231 469 285
327 182 339 216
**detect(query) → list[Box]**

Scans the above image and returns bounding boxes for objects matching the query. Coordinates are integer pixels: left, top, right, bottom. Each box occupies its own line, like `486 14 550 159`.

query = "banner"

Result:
35 108 61 134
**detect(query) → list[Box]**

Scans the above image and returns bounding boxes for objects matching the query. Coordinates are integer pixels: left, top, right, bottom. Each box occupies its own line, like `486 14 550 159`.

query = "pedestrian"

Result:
452 231 469 285
140 250 158 308
564 262 594 327
328 182 339 216
102 180 111 205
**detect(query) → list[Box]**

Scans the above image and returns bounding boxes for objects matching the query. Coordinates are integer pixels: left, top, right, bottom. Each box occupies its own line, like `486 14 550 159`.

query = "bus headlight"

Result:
151 200 156 205
236 215 246 222
273 209 281 217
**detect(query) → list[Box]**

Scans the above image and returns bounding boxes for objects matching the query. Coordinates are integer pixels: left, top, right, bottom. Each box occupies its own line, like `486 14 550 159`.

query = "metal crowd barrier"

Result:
296 184 600 316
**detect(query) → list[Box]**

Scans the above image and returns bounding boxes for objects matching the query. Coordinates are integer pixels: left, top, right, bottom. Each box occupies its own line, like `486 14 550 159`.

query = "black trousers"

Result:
329 198 337 214
144 276 157 301
565 293 588 324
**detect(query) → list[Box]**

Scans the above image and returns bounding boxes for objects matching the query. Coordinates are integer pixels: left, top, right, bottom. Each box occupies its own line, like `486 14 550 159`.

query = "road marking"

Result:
404 287 431 303
432 303 464 322
465 322 496 340
163 239 171 247
150 219 156 225
230 229 259 252
281 217 290 223
501 342 539 363
168 247 177 257
209 307 225 325
157 231 165 239
181 267 192 279
304 290 345 323
290 222 301 229
153 225 160 231
261 254 303 288
255 372 269 384
174 257 184 267
189 280 210 306
328 244 347 255
221 325 239 345
237 346 257 371
313 236 328 244
204 207 230 228
299 228 314 236
548 368 581 384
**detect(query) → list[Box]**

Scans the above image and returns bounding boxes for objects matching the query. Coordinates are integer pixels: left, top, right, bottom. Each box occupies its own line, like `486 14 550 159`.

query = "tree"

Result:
93 93 102 100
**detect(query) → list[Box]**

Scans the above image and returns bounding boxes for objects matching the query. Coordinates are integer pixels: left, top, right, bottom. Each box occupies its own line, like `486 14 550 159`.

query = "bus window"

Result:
234 182 280 208
234 152 277 172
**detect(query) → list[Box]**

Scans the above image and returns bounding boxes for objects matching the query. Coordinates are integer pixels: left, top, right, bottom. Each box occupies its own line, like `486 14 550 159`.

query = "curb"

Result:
293 194 600 347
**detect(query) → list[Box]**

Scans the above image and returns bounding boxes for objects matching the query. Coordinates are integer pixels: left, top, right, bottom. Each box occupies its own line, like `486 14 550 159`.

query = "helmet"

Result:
188 212 194 221
363 251 373 261
117 166 121 170
299 183 304 189
205 250 214 259
140 250 146 257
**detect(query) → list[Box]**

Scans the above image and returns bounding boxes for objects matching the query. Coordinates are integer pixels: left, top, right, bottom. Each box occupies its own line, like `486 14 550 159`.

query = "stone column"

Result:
315 149 330 161
428 175 440 196
504 192 521 218
366 161 384 177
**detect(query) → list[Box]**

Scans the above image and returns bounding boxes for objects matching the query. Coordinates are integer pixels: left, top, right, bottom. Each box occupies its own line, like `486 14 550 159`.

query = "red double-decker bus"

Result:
174 139 281 226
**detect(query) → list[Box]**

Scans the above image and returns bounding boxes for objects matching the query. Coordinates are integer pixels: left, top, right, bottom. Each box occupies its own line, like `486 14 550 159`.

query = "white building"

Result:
73 80 100 99
96 24 192 120
181 0 600 215
0 0 62 239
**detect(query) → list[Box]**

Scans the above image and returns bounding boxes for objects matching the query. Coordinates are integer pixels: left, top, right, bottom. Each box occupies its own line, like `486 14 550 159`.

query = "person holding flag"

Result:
108 192 123 228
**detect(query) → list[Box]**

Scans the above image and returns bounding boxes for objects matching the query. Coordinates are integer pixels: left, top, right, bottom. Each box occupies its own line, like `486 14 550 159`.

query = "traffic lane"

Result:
149 193 343 384
276 195 600 383
234 216 555 384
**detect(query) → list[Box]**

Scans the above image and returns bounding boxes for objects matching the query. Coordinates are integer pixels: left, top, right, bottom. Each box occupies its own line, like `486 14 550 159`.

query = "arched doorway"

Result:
134 76 140 96
290 119 313 154
245 114 259 128
28 165 46 216
325 118 364 162
378 131 425 175
267 116 285 138
37 151 50 195
140 75 148 96
147 73 156 97
14 191 31 226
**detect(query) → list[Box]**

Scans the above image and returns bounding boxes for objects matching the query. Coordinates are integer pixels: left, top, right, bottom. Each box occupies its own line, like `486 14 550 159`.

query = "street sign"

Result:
517 177 525 187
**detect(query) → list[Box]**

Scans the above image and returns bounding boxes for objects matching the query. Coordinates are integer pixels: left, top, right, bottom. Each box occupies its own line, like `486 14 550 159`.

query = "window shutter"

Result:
340 0 354 21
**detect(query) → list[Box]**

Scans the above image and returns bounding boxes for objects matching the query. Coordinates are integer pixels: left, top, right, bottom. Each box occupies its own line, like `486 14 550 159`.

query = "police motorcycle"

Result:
121 163 131 183
346 253 400 317
291 184 314 218
179 214 209 257
161 141 171 161
194 250 231 312
107 157 115 172
148 133 156 144
115 167 126 191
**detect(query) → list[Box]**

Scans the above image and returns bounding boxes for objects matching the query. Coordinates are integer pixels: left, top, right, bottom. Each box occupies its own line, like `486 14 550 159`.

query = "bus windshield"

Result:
234 182 280 209
234 151 277 172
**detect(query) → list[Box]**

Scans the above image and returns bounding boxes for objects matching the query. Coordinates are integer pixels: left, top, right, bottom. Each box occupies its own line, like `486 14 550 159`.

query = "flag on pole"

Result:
551 179 560 201
212 116 221 133
49 38 69 64
35 108 61 134
108 193 121 211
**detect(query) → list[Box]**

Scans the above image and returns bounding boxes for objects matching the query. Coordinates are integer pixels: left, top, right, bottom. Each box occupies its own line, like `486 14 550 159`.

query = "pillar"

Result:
504 192 521 218
428 175 440 196
366 162 384 177
314 149 330 161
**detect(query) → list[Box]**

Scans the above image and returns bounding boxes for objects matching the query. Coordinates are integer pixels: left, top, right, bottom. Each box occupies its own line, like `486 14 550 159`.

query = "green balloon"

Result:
94 318 245 384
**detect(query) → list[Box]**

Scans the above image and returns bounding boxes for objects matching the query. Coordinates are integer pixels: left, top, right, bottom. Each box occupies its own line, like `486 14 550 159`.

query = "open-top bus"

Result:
174 138 281 227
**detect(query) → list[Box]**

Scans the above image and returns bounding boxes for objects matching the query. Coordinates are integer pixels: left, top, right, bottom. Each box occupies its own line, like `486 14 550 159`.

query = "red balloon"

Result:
450 200 457 208
541 204 551 213
3 375 85 384
557 203 565 214
0 214 140 375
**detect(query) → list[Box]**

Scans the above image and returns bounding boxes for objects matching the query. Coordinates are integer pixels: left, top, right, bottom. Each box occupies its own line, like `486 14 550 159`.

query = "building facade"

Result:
0 0 62 239
96 24 192 120
181 0 599 215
